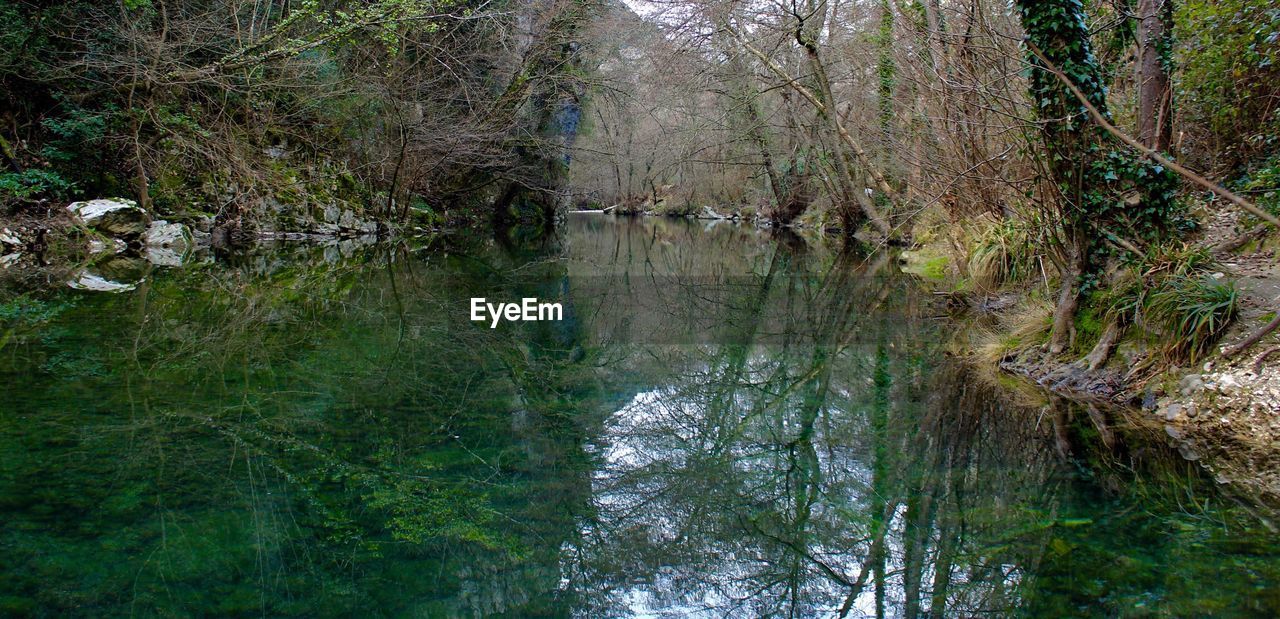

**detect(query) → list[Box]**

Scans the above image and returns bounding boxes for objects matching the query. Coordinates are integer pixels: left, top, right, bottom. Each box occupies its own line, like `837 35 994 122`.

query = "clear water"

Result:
1 215 1277 617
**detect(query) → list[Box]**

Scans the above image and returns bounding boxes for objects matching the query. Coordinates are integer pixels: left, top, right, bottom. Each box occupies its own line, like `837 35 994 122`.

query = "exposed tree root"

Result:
1083 320 1124 370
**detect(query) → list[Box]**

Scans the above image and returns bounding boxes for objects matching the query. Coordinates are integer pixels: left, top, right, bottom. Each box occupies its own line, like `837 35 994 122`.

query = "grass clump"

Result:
972 298 1054 365
1145 276 1238 362
969 217 1044 291
1098 243 1238 364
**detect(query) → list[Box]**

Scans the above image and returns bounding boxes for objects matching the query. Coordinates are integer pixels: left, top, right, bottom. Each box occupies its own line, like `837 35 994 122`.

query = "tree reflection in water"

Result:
0 216 1276 617
565 216 1279 618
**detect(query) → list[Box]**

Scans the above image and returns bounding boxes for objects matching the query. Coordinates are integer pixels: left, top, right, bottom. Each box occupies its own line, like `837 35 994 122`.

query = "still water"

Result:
1 215 1277 617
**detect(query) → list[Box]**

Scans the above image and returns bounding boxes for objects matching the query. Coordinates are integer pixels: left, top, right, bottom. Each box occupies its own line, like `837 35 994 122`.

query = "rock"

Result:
1216 373 1241 392
88 238 109 254
0 253 21 268
68 198 151 237
1165 424 1183 440
1141 389 1159 410
323 203 341 224
1179 374 1204 396
338 209 359 230
145 220 192 250
1162 403 1184 421
0 228 21 247
1185 403 1199 419
190 215 215 233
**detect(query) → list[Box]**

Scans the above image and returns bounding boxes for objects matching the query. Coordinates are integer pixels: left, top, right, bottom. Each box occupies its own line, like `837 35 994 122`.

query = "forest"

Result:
2 0 1280 616
3 0 1279 367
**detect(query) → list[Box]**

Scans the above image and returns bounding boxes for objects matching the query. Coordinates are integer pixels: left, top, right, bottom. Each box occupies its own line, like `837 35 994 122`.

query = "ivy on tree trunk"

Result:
1017 0 1183 354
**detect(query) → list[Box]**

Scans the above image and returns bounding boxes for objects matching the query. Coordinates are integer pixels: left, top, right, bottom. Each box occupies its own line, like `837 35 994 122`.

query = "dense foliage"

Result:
0 0 595 230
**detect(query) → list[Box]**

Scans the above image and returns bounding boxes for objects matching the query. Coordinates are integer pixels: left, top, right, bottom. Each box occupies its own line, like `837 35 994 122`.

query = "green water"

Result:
1 215 1277 617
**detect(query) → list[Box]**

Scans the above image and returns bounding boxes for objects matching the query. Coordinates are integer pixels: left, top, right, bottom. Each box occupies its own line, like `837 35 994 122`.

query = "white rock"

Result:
145 220 192 249
0 253 21 268
0 228 20 246
67 198 151 236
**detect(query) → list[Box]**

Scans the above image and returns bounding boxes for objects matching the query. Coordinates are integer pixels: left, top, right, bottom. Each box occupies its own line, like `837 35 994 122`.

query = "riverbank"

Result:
908 201 1280 503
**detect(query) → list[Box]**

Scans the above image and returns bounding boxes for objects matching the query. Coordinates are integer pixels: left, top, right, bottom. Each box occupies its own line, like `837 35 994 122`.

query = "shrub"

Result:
0 169 75 203
1146 276 1238 362
1237 154 1280 218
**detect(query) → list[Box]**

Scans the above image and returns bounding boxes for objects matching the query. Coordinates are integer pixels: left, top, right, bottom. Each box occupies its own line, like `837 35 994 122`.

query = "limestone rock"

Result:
338 209 359 230
1179 374 1204 396
68 198 151 237
145 247 185 267
145 220 192 250
324 203 341 224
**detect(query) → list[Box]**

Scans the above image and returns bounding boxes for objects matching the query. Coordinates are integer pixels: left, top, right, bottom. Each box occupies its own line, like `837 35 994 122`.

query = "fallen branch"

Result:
1213 223 1270 254
1254 345 1280 374
1223 312 1280 358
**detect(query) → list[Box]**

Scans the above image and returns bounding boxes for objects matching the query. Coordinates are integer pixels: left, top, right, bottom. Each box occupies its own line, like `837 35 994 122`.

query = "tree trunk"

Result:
1135 0 1173 151
1017 0 1115 354
1047 238 1085 354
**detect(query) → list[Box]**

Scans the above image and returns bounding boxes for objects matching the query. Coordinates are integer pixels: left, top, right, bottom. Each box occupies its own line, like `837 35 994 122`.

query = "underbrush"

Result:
968 215 1049 292
1098 244 1238 364
956 237 1237 374
971 298 1055 365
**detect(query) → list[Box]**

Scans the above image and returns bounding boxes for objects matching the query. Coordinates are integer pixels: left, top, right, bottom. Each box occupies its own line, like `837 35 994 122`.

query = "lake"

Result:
1 214 1277 617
